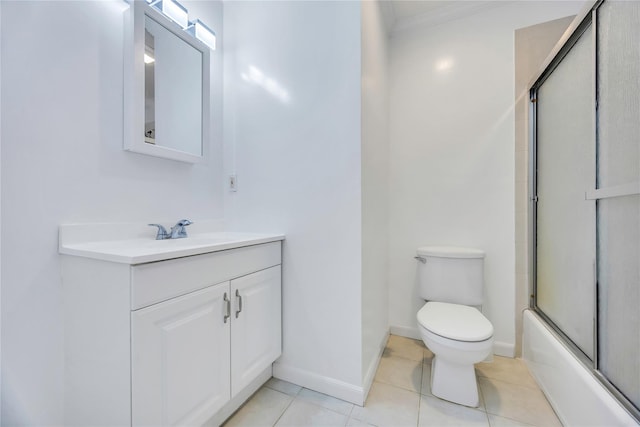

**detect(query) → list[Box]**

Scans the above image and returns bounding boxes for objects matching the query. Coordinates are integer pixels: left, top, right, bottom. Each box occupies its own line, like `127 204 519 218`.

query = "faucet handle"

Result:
176 219 193 227
170 219 193 239
148 224 170 240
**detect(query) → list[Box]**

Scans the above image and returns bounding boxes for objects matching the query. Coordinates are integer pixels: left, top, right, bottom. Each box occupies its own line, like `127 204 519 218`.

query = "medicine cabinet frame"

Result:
123 0 211 163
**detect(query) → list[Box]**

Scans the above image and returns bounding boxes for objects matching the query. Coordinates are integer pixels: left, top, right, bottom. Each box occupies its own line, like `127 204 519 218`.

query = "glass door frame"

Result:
528 0 640 421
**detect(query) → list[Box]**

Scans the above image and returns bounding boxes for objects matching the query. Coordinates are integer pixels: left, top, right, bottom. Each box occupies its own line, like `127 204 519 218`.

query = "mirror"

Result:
124 1 210 163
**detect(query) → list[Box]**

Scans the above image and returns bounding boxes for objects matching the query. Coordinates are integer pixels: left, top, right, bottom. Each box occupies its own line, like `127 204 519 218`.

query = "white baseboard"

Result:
273 363 365 405
389 325 421 340
361 330 389 404
390 325 516 358
274 330 389 407
493 341 515 357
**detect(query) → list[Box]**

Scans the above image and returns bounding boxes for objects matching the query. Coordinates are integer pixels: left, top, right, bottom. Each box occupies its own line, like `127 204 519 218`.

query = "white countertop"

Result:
59 222 284 264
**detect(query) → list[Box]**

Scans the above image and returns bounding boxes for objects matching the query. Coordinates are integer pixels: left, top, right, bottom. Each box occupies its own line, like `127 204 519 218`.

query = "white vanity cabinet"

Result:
230 267 282 396
60 233 283 427
131 266 282 426
131 282 231 426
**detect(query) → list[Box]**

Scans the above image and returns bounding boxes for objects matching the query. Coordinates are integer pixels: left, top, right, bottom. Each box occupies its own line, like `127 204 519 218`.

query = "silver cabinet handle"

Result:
414 256 426 264
223 292 231 323
235 289 243 318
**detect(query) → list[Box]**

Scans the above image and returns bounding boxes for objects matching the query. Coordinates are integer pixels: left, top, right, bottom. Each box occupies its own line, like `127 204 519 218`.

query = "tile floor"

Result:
223 335 561 427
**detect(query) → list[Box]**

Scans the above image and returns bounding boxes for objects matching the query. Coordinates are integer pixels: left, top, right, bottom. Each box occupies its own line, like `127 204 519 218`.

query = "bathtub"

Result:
522 310 637 426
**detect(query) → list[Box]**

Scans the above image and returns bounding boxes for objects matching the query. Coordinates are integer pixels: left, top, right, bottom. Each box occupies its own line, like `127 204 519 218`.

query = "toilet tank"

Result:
416 246 485 306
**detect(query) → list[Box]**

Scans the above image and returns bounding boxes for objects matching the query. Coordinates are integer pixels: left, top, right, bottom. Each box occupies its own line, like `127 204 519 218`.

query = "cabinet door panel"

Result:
132 282 231 426
231 266 282 396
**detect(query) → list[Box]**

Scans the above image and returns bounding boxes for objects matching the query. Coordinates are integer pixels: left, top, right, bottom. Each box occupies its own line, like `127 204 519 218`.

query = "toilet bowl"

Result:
417 301 493 407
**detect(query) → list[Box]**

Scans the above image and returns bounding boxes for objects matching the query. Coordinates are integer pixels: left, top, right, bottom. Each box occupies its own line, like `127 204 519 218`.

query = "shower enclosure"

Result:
530 0 639 421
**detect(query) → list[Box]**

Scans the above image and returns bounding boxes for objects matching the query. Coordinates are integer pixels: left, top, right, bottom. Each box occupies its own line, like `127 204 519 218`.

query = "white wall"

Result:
223 1 365 403
0 1 223 424
361 0 389 388
388 2 584 356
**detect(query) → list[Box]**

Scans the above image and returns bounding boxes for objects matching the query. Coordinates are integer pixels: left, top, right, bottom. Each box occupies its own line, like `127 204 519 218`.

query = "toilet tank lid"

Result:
417 246 485 259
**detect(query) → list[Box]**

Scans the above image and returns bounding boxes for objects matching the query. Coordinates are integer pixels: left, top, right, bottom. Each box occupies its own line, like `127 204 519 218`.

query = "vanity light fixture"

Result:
141 0 217 51
187 20 216 51
151 0 189 28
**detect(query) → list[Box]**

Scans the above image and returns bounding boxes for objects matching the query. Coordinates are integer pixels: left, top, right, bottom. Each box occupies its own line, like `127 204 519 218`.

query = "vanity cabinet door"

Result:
230 266 282 396
132 282 231 426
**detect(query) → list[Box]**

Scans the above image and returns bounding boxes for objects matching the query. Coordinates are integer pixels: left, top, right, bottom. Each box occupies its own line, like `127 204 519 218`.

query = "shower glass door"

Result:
595 0 640 411
535 23 596 360
532 0 640 418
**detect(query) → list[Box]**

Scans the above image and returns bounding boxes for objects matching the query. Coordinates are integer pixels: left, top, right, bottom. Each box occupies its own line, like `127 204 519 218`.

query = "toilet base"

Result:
430 356 479 407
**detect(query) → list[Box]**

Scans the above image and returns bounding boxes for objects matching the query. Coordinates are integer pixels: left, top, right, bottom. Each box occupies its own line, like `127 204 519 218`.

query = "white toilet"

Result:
415 246 493 408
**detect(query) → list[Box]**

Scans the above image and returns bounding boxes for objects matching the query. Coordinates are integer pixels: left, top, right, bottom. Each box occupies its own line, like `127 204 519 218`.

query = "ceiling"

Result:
382 1 502 34
390 1 459 21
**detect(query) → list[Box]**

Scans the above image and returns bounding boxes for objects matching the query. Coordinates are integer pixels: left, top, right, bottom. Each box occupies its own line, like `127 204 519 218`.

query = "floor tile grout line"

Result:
373 384 415 395
477 377 487 413
270 393 296 427
417 361 424 402
416 384 422 427
478 374 548 393
297 387 356 416
370 376 424 424
371 378 422 395
420 353 425 397
476 374 541 390
346 401 355 419
485 412 536 426
382 354 425 364
263 382 303 398
373 377 422 395
486 410 493 427
479 382 491 427
283 388 356 420
375 353 425 395
382 352 427 364
483 405 551 426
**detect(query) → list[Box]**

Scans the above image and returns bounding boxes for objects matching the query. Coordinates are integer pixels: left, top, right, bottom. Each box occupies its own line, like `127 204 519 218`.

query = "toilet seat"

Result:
417 301 493 342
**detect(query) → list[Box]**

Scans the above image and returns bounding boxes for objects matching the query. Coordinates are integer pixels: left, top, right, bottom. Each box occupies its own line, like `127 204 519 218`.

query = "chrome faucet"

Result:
148 219 193 240
148 224 170 240
170 219 193 239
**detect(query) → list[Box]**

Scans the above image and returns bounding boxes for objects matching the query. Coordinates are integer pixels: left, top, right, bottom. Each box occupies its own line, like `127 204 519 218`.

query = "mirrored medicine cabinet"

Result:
124 1 211 163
